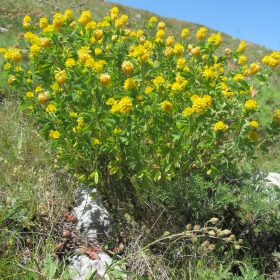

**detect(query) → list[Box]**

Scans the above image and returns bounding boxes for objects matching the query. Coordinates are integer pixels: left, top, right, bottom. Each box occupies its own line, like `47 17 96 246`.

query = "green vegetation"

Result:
0 0 280 279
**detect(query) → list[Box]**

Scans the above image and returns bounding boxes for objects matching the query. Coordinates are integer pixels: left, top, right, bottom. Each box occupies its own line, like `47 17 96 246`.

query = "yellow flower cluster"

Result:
161 101 173 112
53 13 64 31
123 78 137 90
153 76 165 88
29 44 41 57
55 69 67 85
203 66 217 79
49 130 61 139
115 15 128 29
39 17 49 29
247 131 258 142
122 61 134 75
214 121 226 132
91 138 100 145
249 120 259 128
208 32 222 46
4 47 22 63
181 28 189 39
262 52 280 68
65 58 76 68
273 110 280 124
78 10 92 26
238 55 247 65
99 73 111 86
182 107 194 116
23 15 32 29
78 46 91 64
244 99 258 111
109 96 133 114
236 40 247 53
38 92 49 105
196 27 207 40
46 104 57 113
191 95 212 114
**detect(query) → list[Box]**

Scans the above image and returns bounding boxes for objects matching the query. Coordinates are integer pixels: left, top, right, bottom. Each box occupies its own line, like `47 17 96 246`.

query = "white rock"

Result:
73 187 112 242
267 172 280 188
69 253 112 280
68 187 127 279
0 27 8 32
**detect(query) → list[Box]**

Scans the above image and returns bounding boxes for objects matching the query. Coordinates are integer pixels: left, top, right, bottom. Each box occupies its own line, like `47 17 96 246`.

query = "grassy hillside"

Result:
0 0 280 279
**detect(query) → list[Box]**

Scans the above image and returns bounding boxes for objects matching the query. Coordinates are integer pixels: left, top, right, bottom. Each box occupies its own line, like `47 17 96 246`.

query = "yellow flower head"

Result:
181 28 189 39
208 32 222 46
77 117 85 127
203 66 216 79
8 75 16 84
145 86 154 94
153 76 165 88
40 38 51 48
176 57 186 69
64 9 74 20
249 120 259 128
247 131 259 142
191 47 201 56
111 7 119 21
244 99 258 111
196 27 207 40
273 110 280 124
236 40 247 53
238 55 247 65
69 112 78 118
161 101 173 113
165 47 173 58
23 15 32 29
122 61 134 75
192 95 212 114
53 13 64 31
29 44 41 57
119 96 133 113
157 21 166 30
65 58 76 68
35 86 43 93
166 36 175 46
214 121 226 132
26 91 34 98
183 107 194 116
156 29 165 39
55 69 67 85
39 17 48 29
49 130 61 139
46 104 57 113
106 98 116 105
149 16 157 23
91 138 100 145
224 48 231 56
78 10 92 26
174 43 184 56
94 29 104 40
38 92 49 104
11 49 22 63
113 128 122 134
99 73 111 86
233 73 244 81
249 63 260 75
123 78 137 90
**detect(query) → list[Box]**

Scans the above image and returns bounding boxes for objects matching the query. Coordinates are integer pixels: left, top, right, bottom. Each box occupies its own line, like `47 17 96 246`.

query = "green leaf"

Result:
142 172 153 189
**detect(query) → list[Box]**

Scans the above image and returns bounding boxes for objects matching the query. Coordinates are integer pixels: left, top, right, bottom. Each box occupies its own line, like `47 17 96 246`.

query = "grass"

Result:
0 99 77 279
0 0 280 279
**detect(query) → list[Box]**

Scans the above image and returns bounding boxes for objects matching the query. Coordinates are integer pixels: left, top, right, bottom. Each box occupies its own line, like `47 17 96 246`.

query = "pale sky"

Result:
108 0 280 51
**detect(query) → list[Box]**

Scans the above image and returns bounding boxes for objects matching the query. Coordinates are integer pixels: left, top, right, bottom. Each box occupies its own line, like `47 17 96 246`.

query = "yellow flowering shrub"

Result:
2 7 280 201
